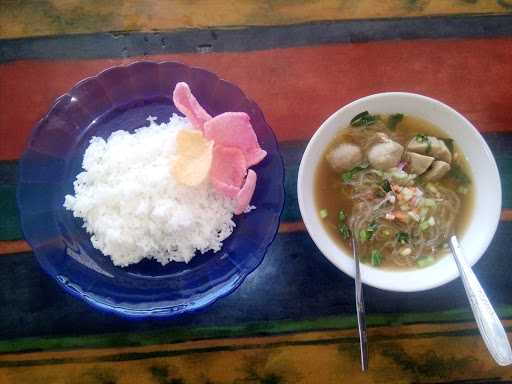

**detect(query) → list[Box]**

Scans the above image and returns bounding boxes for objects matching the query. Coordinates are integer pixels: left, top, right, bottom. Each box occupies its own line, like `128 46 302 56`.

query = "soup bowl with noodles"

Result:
298 92 501 292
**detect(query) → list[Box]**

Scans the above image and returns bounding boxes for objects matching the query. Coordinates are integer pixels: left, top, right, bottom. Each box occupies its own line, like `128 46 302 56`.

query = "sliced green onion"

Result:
367 222 378 240
360 222 378 242
416 256 435 268
319 209 328 219
396 232 409 244
338 209 346 222
415 134 428 143
427 216 435 226
419 221 430 231
371 249 382 266
338 223 351 240
457 186 469 194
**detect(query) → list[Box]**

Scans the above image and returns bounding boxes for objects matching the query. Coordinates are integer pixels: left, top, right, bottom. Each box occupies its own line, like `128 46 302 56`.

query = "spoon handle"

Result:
449 236 512 366
352 237 368 371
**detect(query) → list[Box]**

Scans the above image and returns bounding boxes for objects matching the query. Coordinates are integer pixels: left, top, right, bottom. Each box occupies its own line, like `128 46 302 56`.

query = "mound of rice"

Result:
64 115 236 267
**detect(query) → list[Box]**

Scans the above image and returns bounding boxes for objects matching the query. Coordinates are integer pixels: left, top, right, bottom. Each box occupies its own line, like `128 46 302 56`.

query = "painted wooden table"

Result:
1 2 512 383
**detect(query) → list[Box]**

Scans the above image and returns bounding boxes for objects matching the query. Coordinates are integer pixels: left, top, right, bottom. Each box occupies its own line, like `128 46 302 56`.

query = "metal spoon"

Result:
448 235 512 366
352 236 368 371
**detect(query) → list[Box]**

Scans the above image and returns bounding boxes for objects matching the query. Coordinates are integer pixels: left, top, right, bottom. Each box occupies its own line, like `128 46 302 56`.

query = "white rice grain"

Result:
64 115 236 267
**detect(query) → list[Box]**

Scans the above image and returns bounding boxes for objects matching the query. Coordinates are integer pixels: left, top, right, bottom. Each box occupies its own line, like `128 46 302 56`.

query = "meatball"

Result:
326 143 363 172
423 160 451 181
404 151 434 175
367 137 404 170
407 136 452 163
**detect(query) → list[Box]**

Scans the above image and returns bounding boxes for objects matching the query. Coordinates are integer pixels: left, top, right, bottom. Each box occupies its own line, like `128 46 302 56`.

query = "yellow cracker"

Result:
172 129 213 186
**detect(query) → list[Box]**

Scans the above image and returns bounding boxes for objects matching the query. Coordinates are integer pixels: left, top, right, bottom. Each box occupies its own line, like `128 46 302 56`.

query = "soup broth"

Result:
315 113 474 269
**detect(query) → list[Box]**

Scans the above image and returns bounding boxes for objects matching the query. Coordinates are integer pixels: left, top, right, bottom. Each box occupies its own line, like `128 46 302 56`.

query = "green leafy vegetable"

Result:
360 221 379 242
350 111 378 127
396 232 409 244
351 111 369 125
368 221 378 233
341 165 366 182
449 164 471 185
338 209 346 222
416 255 435 268
338 223 351 240
342 172 353 182
381 179 391 193
319 209 328 219
371 249 382 266
387 113 403 131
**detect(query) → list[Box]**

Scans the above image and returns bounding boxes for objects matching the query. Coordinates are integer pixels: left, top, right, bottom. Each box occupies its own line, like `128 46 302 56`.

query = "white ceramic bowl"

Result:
298 92 501 292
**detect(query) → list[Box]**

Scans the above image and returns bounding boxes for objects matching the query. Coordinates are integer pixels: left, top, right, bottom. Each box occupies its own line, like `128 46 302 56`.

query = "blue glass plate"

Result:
17 61 284 318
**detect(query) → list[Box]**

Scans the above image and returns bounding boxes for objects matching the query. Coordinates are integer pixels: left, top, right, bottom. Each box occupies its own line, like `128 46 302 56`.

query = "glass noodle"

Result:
315 114 474 269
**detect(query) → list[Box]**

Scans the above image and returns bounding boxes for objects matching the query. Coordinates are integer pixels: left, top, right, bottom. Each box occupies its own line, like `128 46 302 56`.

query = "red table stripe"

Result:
1 38 512 160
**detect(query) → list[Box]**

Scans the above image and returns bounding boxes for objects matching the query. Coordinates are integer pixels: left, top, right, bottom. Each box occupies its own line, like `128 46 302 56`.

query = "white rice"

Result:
64 115 236 267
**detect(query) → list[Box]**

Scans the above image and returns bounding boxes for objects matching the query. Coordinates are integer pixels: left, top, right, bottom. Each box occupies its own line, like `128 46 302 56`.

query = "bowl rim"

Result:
17 60 285 318
298 91 501 292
